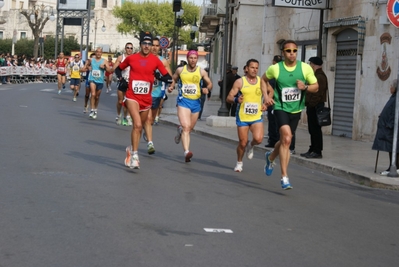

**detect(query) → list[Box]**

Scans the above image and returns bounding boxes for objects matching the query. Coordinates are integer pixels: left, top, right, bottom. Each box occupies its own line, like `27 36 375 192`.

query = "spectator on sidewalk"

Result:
229 66 241 116
300 56 328 159
265 55 282 148
218 63 236 116
199 67 211 120
372 79 399 176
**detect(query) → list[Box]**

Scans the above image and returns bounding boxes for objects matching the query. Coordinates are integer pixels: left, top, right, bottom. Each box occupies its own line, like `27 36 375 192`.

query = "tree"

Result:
0 37 81 59
20 6 54 60
112 1 200 48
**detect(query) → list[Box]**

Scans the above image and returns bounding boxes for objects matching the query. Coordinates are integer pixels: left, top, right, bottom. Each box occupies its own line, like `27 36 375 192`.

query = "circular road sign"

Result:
159 36 170 49
387 0 399 28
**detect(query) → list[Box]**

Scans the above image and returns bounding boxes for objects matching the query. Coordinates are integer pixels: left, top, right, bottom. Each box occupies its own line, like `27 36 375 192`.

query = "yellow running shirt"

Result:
180 65 202 100
237 76 262 122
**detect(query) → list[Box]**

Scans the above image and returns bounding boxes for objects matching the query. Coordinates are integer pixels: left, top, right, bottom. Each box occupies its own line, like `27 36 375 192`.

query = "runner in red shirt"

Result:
115 31 173 169
55 52 68 94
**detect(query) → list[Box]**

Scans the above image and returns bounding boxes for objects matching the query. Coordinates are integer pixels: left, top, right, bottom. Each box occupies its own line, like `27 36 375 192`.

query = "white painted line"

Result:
204 228 233 233
40 89 55 92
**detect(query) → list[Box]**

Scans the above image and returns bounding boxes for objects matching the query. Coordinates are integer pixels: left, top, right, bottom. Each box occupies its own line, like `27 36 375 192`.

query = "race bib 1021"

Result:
281 87 301 102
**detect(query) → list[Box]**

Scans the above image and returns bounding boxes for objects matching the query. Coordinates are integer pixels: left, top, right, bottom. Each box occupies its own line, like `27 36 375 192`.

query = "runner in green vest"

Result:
261 40 319 190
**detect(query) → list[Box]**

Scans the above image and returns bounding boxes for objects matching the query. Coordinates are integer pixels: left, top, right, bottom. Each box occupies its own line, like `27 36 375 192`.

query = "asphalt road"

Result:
1 83 399 267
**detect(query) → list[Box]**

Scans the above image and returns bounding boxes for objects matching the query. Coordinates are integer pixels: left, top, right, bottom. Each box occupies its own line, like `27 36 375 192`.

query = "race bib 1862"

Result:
182 84 197 95
132 80 150 94
282 87 301 102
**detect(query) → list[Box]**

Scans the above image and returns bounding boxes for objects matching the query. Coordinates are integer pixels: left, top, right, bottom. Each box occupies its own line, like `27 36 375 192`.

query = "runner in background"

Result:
144 37 172 150
69 53 84 102
113 43 134 126
105 55 114 93
55 52 68 94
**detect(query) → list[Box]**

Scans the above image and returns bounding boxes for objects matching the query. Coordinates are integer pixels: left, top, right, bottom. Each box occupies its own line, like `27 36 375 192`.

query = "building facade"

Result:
200 0 399 141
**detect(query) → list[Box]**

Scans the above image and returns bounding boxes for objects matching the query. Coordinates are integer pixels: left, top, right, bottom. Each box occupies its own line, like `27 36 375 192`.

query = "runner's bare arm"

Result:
226 78 243 104
112 55 123 71
201 68 213 95
167 67 183 92
162 58 172 76
261 73 274 107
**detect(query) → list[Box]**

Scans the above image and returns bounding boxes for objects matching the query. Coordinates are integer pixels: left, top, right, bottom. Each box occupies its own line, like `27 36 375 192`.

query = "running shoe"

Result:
124 146 132 167
73 97 76 102
127 117 133 126
84 106 88 113
62 84 65 89
92 111 97 119
116 115 121 125
89 110 95 119
246 141 254 159
264 151 275 176
185 151 193 162
122 118 128 126
147 142 155 154
131 155 140 169
175 125 182 144
58 90 61 95
234 162 243 172
154 116 159 125
281 176 293 190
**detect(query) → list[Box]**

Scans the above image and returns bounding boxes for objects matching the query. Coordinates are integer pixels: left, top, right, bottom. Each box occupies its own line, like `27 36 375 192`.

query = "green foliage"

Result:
113 1 200 48
0 39 13 54
0 37 81 59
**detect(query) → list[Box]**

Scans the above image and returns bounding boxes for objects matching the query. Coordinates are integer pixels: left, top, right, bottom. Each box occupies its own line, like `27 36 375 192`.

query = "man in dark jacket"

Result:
218 64 237 116
300 56 328 159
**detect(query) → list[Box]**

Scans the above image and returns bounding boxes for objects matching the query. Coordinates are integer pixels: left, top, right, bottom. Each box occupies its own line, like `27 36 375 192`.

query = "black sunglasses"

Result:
283 48 298 53
141 42 152 46
125 47 133 49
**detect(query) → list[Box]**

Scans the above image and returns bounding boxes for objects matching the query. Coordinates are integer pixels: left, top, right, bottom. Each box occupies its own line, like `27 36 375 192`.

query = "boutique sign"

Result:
272 0 329 9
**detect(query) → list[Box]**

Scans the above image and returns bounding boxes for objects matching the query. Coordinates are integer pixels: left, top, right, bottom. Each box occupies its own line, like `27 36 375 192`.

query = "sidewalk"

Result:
160 97 399 190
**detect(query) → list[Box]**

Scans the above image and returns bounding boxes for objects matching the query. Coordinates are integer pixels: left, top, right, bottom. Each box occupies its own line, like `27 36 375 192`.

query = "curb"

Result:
159 118 399 190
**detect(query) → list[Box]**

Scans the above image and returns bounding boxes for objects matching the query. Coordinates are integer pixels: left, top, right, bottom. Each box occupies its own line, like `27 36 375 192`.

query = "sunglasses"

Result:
284 48 298 53
141 42 152 46
125 47 133 49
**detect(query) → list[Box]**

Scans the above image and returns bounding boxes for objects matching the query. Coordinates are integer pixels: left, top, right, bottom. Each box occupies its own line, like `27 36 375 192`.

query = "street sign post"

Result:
386 0 399 177
159 36 170 49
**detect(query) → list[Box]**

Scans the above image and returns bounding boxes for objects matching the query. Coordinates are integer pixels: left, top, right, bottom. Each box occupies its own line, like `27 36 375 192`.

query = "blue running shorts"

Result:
177 97 201 113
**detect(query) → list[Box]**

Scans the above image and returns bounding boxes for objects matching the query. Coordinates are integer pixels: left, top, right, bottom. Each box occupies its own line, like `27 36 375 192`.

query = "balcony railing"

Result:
200 4 217 19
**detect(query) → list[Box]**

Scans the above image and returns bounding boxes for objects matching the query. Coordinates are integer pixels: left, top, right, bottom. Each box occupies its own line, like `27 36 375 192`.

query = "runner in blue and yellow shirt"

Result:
168 50 213 163
261 40 319 190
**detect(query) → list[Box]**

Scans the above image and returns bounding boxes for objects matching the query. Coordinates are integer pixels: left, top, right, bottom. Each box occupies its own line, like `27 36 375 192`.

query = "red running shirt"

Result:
56 59 67 74
118 53 168 109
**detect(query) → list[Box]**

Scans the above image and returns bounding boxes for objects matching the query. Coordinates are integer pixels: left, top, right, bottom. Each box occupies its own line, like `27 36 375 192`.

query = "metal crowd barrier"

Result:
0 66 58 84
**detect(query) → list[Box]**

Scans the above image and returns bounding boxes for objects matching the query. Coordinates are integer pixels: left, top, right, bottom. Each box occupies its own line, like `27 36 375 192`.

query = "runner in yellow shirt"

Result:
227 59 272 172
69 54 84 102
